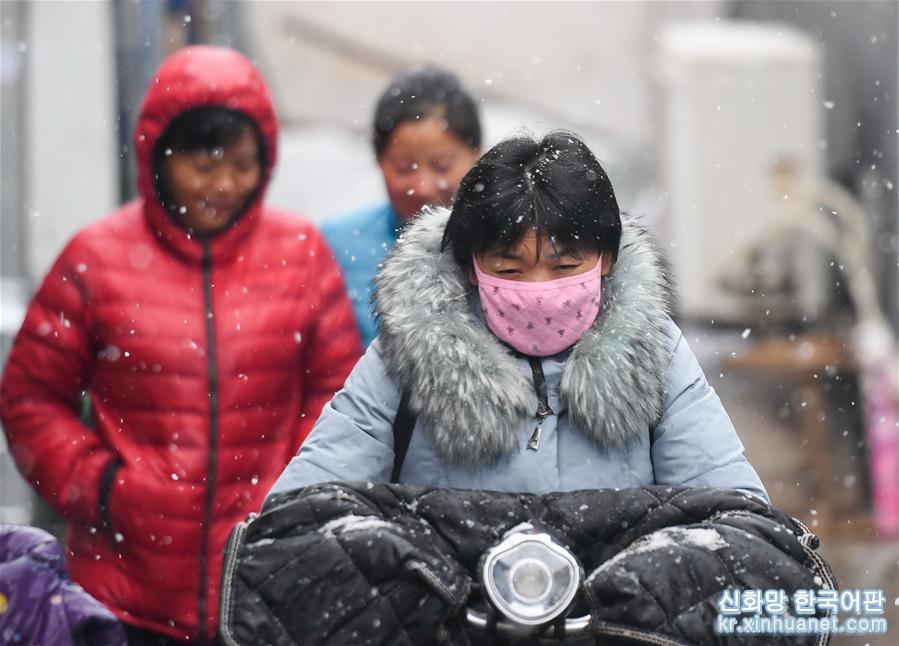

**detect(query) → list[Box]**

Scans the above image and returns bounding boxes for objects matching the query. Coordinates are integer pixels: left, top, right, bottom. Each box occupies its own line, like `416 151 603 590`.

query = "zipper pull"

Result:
525 357 553 452
527 420 544 451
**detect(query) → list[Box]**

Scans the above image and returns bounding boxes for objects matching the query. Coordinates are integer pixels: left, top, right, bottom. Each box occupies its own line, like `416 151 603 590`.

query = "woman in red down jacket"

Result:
0 46 362 644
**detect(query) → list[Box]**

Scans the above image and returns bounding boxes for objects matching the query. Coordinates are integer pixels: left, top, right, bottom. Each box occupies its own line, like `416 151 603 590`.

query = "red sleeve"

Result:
0 236 117 525
295 230 364 450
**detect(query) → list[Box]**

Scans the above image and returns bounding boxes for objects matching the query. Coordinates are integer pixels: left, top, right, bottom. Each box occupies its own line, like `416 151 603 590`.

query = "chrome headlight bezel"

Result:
480 524 582 626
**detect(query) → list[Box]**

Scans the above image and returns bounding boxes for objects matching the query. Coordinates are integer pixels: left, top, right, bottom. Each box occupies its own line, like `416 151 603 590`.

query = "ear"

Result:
468 265 479 287
600 253 613 277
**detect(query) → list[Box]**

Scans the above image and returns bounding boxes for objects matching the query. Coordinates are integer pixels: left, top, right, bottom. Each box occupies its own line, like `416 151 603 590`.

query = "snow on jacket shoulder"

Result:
269 207 768 503
0 46 362 642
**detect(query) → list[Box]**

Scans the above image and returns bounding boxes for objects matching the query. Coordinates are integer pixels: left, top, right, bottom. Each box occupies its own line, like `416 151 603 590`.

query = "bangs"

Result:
443 131 622 270
471 197 600 262
373 66 481 157
160 107 258 154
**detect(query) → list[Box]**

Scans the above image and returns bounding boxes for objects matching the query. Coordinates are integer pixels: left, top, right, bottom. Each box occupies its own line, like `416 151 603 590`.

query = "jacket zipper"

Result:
526 357 553 450
198 240 219 641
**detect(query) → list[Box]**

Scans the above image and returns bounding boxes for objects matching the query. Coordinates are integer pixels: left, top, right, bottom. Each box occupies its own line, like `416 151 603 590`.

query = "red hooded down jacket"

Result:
0 47 362 641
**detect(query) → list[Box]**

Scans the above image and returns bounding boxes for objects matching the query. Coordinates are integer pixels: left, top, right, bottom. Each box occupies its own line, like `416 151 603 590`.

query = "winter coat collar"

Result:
374 206 673 465
133 46 279 265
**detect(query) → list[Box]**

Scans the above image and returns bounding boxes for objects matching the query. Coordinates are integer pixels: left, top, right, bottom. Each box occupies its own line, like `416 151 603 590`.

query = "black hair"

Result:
442 131 622 269
152 106 266 216
372 65 481 158
154 106 265 164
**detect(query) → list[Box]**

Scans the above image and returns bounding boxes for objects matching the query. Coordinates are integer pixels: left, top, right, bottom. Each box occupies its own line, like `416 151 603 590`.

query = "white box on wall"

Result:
656 22 823 323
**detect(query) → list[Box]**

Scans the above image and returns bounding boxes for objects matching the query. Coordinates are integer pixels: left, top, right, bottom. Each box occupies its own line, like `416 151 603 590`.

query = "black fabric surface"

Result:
220 484 833 646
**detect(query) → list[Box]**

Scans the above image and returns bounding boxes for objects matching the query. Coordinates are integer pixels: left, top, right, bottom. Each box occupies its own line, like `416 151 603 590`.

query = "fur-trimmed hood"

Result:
374 207 673 465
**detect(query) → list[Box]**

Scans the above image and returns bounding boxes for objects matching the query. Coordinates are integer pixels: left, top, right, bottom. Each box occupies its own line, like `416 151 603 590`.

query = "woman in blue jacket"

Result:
321 66 481 345
270 132 768 501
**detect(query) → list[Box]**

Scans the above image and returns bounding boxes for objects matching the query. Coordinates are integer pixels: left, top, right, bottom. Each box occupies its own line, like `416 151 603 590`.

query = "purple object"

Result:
0 524 126 646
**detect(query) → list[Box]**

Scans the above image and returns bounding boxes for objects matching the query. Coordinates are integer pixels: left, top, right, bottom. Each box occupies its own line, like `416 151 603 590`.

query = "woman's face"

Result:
378 116 480 221
163 129 262 234
470 229 613 284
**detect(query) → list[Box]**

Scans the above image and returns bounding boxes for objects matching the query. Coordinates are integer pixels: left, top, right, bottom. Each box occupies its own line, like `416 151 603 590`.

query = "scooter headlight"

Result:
480 524 581 626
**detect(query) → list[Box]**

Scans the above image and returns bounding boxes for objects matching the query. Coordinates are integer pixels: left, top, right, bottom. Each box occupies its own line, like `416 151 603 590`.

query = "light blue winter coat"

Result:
320 202 402 346
269 208 768 502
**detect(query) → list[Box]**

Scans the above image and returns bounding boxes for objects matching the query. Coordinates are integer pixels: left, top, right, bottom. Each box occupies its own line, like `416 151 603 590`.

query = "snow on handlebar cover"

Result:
219 482 835 646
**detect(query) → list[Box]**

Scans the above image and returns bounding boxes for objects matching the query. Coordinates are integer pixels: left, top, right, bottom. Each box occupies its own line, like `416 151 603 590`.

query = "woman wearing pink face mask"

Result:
268 132 768 502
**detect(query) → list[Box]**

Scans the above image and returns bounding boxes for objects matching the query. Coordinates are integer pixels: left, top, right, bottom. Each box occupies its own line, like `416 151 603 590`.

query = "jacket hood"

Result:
374 206 673 465
134 46 279 263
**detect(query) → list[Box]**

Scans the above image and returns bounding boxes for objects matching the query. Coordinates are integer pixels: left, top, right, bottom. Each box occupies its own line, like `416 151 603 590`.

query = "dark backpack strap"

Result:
390 389 416 483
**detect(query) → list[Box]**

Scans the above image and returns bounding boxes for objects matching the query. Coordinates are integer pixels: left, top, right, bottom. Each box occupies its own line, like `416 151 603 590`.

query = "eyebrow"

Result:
550 244 584 259
493 251 581 263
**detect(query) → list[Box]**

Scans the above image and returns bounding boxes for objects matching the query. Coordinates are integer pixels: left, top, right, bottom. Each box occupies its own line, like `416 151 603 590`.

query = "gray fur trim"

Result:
374 206 672 464
561 217 673 446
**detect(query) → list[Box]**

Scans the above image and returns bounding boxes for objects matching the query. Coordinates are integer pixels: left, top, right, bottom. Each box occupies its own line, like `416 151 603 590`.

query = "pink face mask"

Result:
473 255 603 356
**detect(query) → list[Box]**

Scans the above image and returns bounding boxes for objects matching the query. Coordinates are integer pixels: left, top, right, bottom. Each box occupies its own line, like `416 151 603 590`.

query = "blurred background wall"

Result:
2 1 896 322
1 2 897 642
